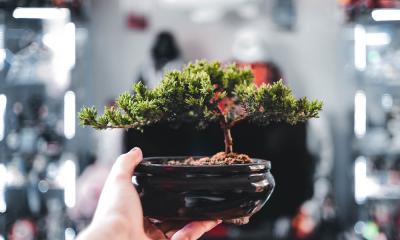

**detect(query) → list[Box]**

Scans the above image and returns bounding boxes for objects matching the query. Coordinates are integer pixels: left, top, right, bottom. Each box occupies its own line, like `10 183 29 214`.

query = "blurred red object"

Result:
292 209 316 239
8 219 36 240
237 62 283 86
127 13 148 30
52 0 65 5
52 0 83 7
338 0 399 8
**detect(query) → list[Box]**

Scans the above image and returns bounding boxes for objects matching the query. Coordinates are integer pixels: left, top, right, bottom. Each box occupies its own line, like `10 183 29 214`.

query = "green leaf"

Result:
78 61 322 132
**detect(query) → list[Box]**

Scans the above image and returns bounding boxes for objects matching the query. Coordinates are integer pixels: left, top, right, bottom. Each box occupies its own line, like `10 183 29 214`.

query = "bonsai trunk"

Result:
223 126 233 154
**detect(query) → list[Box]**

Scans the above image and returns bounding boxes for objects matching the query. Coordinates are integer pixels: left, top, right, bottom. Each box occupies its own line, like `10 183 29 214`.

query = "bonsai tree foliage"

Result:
79 60 322 154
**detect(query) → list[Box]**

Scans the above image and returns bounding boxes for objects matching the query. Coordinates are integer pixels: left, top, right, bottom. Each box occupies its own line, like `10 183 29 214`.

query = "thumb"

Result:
109 147 143 181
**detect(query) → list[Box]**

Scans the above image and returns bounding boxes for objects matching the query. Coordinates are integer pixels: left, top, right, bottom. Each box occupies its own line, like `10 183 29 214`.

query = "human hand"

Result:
77 147 221 240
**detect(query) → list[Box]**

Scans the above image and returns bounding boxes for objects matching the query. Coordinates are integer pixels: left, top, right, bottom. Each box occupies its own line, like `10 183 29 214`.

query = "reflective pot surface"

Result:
134 156 275 223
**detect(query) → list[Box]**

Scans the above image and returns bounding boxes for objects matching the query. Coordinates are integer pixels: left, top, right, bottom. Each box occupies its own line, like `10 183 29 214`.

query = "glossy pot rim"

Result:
136 156 271 175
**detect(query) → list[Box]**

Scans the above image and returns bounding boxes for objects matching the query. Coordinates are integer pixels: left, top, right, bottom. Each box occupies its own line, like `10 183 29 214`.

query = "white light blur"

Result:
354 156 379 204
64 91 76 139
354 25 367 71
13 7 69 20
0 94 7 142
0 26 4 49
366 32 391 46
160 0 256 10
132 176 138 185
381 93 393 110
44 22 75 92
372 9 400 21
190 9 223 23
64 22 76 70
232 29 268 62
38 180 49 193
42 32 55 49
0 235 4 240
354 91 366 138
0 163 7 213
0 26 5 71
42 9 76 94
65 228 76 240
59 160 76 208
355 156 367 204
237 4 259 19
354 221 365 234
0 49 6 71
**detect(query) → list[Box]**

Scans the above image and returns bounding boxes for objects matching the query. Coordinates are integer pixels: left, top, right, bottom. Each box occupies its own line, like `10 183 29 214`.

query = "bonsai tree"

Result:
79 60 322 161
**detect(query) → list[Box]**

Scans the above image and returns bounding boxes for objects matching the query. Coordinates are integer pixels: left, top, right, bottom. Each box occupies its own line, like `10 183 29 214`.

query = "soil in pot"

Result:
167 152 252 166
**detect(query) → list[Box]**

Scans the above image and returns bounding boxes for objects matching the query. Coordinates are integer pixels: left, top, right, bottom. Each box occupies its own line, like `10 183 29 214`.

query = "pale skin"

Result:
77 147 221 240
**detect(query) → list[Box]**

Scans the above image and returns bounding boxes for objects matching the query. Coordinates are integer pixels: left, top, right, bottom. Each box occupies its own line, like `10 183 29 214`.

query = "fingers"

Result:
109 147 143 180
92 147 144 221
157 221 186 233
157 221 187 239
143 218 168 240
170 220 222 240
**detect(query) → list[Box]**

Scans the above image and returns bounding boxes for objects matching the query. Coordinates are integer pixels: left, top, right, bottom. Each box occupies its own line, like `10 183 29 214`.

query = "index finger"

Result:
170 220 222 240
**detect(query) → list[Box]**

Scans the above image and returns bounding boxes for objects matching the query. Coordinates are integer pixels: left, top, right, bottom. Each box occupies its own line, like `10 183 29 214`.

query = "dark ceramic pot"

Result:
134 156 275 224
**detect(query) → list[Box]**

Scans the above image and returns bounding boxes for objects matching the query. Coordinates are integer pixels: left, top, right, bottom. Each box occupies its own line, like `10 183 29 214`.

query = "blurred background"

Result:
1 0 400 239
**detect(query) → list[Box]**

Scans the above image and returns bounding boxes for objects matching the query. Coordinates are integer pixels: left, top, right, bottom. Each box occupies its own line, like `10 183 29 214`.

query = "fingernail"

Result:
130 147 139 152
216 220 222 224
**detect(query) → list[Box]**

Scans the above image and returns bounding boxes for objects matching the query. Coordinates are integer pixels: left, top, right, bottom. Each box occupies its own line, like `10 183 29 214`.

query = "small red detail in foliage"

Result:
237 62 283 86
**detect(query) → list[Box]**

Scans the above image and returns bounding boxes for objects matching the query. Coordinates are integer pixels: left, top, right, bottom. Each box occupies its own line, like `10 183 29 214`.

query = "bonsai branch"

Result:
79 60 323 156
222 124 233 154
220 115 234 154
229 115 247 128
